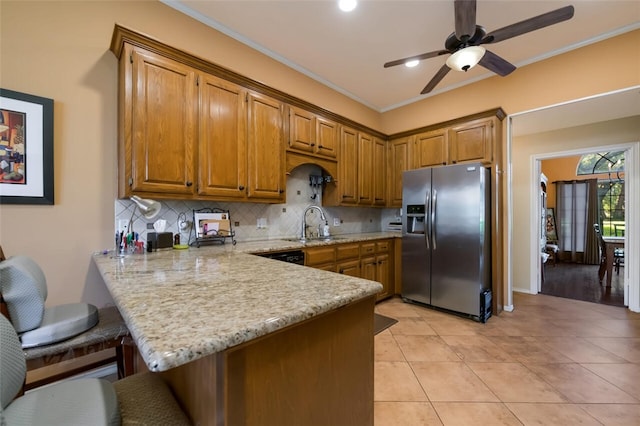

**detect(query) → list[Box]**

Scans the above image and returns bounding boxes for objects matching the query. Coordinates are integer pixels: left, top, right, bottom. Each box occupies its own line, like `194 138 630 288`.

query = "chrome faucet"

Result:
300 205 327 242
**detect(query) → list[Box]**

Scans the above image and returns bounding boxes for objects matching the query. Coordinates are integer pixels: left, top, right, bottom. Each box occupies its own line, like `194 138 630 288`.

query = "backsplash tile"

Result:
115 164 401 246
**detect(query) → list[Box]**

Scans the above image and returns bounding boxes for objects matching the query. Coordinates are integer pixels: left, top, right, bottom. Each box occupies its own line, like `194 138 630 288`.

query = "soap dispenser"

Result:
322 221 330 237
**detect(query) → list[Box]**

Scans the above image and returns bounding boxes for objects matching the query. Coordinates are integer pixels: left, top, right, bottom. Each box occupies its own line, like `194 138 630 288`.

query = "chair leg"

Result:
598 261 606 284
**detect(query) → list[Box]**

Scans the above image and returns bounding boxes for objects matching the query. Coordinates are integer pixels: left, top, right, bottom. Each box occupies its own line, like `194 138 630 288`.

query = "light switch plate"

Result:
333 217 341 226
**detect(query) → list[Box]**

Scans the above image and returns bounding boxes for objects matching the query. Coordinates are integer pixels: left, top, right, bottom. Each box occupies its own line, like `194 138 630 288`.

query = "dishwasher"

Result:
256 250 305 265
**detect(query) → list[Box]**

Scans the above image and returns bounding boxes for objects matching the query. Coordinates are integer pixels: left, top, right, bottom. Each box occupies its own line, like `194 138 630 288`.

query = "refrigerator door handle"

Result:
432 190 437 250
425 189 430 249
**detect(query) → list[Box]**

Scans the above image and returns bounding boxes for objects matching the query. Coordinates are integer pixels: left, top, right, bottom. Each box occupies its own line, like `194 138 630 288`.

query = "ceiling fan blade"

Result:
384 50 449 68
421 64 451 94
478 50 516 76
454 0 477 41
481 5 575 45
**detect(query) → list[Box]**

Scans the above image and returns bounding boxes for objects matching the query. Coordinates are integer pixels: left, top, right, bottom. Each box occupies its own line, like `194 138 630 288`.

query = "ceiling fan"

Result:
384 0 575 94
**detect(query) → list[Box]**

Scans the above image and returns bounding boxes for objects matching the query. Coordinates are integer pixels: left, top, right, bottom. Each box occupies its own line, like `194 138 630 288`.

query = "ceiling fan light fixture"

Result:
446 45 486 72
338 0 357 12
405 60 419 68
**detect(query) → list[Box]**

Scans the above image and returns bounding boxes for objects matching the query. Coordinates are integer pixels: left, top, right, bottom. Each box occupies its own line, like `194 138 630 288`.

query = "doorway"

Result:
536 152 627 307
505 87 640 313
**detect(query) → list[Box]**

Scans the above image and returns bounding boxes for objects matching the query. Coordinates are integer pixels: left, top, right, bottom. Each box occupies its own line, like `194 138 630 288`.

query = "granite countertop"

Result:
92 232 395 372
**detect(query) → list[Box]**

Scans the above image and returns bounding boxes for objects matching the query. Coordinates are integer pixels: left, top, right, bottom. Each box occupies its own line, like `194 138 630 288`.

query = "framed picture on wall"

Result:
0 88 54 205
545 207 558 242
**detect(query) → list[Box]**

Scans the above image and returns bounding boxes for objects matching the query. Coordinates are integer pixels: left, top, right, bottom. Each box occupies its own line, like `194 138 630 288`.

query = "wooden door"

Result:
337 259 360 277
388 136 412 207
358 132 373 205
449 117 494 164
375 253 391 300
288 106 315 153
198 75 247 199
316 116 338 158
247 92 285 201
339 126 359 205
414 128 448 168
372 137 386 206
129 47 197 195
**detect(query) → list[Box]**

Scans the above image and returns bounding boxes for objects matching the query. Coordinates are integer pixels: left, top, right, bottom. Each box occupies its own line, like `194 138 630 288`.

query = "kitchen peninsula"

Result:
93 239 384 425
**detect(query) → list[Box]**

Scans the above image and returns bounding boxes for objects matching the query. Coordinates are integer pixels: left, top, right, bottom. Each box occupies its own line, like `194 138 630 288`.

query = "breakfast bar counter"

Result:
93 242 383 425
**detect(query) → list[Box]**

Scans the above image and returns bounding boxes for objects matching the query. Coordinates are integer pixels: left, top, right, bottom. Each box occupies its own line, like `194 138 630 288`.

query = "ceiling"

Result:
163 0 640 113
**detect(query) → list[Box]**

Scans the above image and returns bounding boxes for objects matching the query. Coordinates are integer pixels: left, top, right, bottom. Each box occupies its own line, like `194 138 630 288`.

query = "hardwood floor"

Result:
541 261 625 307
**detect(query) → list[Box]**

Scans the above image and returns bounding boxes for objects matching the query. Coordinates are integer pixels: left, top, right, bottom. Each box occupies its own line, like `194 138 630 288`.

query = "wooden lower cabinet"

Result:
160 296 375 425
305 239 395 302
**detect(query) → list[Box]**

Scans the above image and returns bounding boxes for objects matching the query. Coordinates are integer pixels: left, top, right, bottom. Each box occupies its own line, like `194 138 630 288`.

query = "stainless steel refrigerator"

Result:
401 163 492 321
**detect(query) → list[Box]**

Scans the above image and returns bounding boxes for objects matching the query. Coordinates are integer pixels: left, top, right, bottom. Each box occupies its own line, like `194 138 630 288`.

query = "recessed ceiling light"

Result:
405 60 419 68
338 0 357 12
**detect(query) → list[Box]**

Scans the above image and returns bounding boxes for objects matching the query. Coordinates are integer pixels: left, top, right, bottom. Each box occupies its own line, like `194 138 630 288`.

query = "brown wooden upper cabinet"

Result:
449 117 494 164
388 136 412 208
288 106 338 159
413 128 448 168
126 46 198 196
117 43 285 203
198 74 247 200
326 127 386 207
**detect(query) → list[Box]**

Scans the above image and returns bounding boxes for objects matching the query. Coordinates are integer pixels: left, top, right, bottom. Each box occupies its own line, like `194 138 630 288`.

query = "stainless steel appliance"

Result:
402 163 491 322
257 250 305 265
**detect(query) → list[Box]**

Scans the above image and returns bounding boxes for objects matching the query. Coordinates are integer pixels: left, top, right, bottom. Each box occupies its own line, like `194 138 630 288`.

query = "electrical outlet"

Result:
333 217 341 226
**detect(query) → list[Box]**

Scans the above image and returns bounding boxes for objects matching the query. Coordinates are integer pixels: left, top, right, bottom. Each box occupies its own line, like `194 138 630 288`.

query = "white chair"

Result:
0 255 98 348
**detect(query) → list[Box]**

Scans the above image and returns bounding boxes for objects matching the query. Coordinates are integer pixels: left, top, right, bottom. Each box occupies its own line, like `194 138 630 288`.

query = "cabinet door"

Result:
247 92 285 201
373 137 386 206
414 128 448 168
358 133 373 205
129 47 197 195
338 126 359 205
449 117 494 164
337 259 360 277
388 136 412 207
316 116 338 158
198 75 247 199
288 106 315 153
361 256 377 282
376 253 391 300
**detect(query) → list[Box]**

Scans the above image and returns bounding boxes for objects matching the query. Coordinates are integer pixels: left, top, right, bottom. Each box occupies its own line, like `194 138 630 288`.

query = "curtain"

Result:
584 179 600 264
556 180 589 262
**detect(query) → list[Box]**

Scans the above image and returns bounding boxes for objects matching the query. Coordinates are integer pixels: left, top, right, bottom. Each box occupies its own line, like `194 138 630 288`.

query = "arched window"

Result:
576 151 624 175
576 151 625 237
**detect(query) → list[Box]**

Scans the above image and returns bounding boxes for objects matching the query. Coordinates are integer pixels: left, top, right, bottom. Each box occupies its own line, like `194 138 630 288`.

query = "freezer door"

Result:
430 163 490 316
401 168 431 305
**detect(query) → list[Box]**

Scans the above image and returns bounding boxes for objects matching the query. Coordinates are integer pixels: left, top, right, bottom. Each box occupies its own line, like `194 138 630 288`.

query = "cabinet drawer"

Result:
360 243 375 256
376 240 390 253
336 243 360 261
305 247 336 266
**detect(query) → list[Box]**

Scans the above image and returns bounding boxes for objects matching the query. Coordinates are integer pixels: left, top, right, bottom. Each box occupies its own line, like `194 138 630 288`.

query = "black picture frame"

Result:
0 88 54 204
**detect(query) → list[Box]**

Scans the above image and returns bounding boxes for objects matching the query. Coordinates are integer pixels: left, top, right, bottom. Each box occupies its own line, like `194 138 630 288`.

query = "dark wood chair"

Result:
593 224 607 283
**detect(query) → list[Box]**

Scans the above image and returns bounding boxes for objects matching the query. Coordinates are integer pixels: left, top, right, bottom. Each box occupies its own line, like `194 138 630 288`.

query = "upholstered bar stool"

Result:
1 314 191 426
23 306 134 390
0 255 134 389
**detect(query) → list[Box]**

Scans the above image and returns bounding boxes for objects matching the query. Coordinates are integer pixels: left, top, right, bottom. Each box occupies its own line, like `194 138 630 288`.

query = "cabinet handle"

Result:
239 185 245 191
318 144 323 148
442 162 446 165
310 143 315 147
339 269 344 274
186 181 193 187
279 189 285 194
